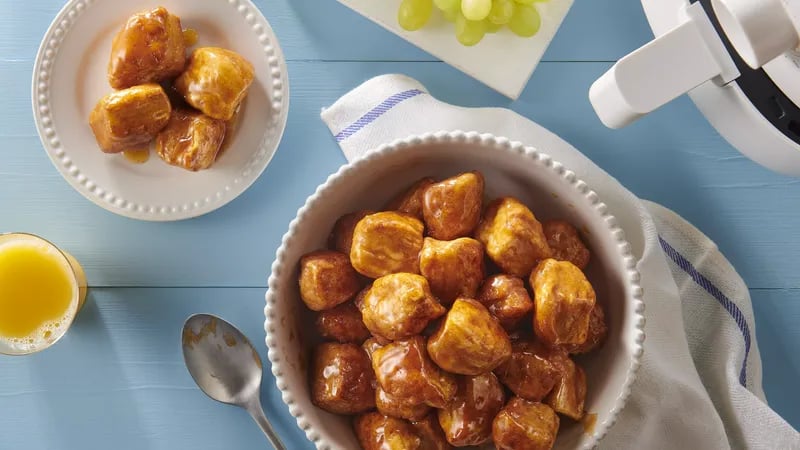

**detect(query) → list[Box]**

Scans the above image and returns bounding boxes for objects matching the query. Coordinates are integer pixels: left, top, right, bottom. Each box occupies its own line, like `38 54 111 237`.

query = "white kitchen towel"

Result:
320 74 800 450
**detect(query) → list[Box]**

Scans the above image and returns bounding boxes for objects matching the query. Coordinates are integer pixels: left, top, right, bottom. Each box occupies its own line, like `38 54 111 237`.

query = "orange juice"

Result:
0 233 87 355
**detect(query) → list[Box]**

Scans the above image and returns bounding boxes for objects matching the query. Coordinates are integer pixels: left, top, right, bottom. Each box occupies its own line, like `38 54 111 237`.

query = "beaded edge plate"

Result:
31 0 289 221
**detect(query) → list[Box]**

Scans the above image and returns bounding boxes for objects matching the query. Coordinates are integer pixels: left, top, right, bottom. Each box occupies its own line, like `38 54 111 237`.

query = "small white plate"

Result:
337 0 574 99
32 0 289 221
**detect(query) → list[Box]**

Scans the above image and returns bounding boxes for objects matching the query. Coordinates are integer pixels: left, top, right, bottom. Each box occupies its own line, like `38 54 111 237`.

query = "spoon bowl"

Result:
182 313 285 450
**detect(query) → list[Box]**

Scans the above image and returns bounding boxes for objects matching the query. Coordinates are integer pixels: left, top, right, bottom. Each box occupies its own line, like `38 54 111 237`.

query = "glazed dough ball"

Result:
531 259 596 346
360 273 445 341
310 343 375 415
475 197 551 277
298 250 361 312
422 172 484 240
419 237 484 305
427 298 511 375
350 212 424 278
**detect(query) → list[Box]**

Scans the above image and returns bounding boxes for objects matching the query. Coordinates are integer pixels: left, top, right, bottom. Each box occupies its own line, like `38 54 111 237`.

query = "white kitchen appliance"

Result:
590 0 800 176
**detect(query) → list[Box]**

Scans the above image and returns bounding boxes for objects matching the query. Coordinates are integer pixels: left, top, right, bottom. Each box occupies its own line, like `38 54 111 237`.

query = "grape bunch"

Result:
397 0 546 46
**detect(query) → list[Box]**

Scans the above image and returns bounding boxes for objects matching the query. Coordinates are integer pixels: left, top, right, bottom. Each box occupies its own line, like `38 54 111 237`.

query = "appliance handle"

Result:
589 3 737 129
712 0 799 69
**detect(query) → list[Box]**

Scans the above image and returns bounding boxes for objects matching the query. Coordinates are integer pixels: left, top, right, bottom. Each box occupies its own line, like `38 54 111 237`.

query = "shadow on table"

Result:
26 291 152 449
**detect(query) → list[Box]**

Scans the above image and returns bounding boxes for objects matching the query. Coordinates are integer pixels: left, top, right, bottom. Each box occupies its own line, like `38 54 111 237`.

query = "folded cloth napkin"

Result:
321 75 800 450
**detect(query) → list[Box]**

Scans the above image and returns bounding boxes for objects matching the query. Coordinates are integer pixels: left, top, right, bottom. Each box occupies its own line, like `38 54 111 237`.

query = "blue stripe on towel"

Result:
658 235 751 386
334 89 425 142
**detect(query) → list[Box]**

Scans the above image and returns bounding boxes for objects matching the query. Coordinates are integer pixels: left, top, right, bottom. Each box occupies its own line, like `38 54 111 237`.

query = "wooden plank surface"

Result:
0 0 798 447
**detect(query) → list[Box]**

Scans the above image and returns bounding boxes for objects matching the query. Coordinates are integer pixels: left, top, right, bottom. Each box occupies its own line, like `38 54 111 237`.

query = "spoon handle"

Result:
246 398 286 450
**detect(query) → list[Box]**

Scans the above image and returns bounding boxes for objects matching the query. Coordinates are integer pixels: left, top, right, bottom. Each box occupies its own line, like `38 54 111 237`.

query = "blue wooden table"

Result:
2 1 799 448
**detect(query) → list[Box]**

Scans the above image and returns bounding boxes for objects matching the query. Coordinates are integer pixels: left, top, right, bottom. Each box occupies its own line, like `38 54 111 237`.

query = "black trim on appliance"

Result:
691 0 800 144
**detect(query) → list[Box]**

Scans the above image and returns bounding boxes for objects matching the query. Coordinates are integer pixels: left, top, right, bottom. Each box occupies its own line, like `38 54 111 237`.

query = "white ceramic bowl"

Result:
265 132 645 450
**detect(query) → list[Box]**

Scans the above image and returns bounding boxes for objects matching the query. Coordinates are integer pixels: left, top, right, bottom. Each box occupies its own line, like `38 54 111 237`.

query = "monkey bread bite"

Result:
329 210 375 255
411 413 451 450
427 298 512 375
107 7 186 89
546 356 587 420
494 340 562 402
386 177 435 219
315 302 371 344
419 237 484 305
311 343 375 415
350 212 424 278
372 336 458 409
563 303 608 354
531 259 596 346
475 197 552 278
543 220 591 270
493 398 560 450
422 172 484 240
354 412 423 450
175 47 255 121
155 108 226 171
298 250 361 312
359 273 445 341
376 386 431 421
476 274 533 330
89 84 171 153
437 372 505 446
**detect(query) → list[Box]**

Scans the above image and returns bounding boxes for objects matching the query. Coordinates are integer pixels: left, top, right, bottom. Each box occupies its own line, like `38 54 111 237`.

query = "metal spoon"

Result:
181 313 286 450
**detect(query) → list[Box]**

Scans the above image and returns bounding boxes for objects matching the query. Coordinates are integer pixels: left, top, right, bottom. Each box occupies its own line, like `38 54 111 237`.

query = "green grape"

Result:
513 0 535 4
398 0 434 31
435 0 460 23
433 0 459 11
461 0 492 21
485 20 503 33
508 4 540 37
442 7 459 22
455 12 487 46
488 0 514 25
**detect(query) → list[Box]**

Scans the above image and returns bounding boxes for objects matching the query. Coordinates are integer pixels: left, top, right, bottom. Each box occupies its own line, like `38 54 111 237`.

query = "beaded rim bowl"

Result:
264 131 646 450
